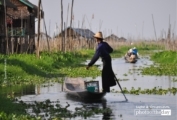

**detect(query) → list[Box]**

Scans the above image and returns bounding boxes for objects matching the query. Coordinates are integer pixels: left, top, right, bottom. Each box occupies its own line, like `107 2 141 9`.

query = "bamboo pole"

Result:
36 0 41 58
69 0 74 47
65 3 69 51
11 17 13 54
81 15 85 48
61 0 64 52
41 1 50 52
49 20 51 38
70 0 74 28
4 0 9 55
167 15 171 40
64 22 66 52
152 14 157 41
20 10 23 53
66 3 69 28
85 15 91 29
166 15 171 50
172 21 176 40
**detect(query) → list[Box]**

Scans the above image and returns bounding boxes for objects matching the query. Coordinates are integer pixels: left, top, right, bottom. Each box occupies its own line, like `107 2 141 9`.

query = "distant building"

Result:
104 34 126 42
119 37 127 42
104 34 119 41
57 27 95 49
57 27 95 40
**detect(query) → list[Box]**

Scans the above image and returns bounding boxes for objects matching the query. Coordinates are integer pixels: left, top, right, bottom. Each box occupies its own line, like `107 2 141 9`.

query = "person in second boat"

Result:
86 31 116 93
125 47 139 59
132 47 139 58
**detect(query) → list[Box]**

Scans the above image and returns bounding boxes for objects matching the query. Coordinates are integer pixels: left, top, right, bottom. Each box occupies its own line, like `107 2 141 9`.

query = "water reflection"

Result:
0 84 35 97
66 94 115 120
35 82 62 94
102 99 114 120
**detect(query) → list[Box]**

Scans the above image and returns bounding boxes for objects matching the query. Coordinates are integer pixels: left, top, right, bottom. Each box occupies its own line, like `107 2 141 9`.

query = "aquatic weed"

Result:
111 87 177 95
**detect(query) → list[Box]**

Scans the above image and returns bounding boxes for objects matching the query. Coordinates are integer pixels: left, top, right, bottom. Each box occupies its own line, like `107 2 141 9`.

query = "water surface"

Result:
18 57 177 120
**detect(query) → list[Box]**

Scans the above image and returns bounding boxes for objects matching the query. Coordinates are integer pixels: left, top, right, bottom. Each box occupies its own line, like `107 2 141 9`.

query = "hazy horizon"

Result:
29 0 177 40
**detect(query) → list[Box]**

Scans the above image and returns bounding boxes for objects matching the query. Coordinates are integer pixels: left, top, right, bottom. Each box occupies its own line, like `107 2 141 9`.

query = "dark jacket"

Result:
88 41 116 92
88 42 113 66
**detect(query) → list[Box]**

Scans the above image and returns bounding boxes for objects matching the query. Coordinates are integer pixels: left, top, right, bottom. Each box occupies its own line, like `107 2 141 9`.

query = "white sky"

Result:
29 0 177 39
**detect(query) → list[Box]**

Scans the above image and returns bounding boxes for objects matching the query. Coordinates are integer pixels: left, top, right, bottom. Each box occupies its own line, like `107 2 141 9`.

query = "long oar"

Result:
114 74 128 101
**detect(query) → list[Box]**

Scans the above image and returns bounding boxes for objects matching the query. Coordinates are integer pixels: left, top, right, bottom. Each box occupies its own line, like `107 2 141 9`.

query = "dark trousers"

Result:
102 56 116 92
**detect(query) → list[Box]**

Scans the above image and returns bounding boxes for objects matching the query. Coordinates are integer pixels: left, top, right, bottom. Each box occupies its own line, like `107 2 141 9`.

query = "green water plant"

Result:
111 87 177 95
141 51 177 76
0 95 27 117
14 99 112 120
172 78 177 82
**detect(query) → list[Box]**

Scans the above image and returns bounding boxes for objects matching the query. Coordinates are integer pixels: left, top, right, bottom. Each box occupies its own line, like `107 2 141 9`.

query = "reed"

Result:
37 37 176 52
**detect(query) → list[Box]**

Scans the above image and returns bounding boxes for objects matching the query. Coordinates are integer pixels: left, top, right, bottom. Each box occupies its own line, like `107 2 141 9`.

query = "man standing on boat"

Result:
86 32 116 92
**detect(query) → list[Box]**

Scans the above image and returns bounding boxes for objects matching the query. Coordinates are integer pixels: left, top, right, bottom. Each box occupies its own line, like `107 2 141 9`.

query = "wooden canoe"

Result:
124 54 138 63
63 78 106 100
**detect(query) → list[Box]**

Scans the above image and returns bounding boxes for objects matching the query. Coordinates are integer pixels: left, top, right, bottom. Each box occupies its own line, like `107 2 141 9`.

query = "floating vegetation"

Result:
111 87 177 95
151 51 177 64
172 78 177 82
142 64 177 76
1 93 112 120
41 84 54 87
123 73 128 76
13 99 112 120
58 66 101 78
141 51 177 76
0 95 29 119
118 78 129 81
0 112 34 120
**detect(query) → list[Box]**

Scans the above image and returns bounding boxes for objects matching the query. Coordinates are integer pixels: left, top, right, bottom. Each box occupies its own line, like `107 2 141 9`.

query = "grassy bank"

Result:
0 43 163 86
142 51 177 75
0 51 100 86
